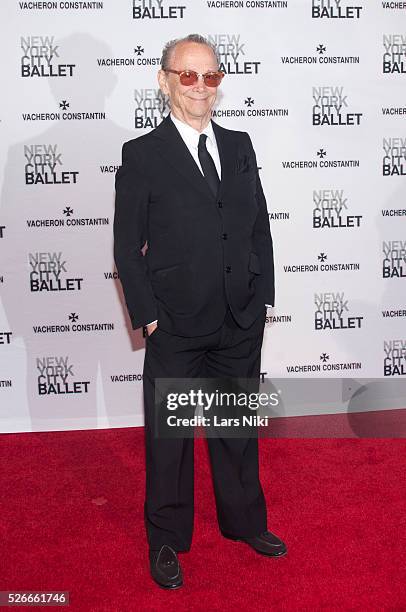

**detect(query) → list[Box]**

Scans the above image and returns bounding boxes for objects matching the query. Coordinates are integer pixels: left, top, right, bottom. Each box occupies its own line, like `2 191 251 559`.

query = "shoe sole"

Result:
155 581 183 590
152 577 183 590
223 534 288 558
248 547 288 558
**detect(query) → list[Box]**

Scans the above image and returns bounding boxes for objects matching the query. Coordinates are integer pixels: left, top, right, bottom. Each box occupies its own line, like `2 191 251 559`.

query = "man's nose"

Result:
194 74 206 89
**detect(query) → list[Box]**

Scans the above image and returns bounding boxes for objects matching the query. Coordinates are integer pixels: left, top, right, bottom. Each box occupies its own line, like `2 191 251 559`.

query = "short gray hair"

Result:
161 34 220 70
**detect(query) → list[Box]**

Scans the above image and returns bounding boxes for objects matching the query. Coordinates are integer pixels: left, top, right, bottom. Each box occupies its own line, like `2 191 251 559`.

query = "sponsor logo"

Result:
132 0 186 19
26 207 109 229
24 144 79 185
265 313 292 326
32 313 114 334
382 308 406 318
284 252 360 273
382 240 406 278
269 211 290 222
212 96 288 120
383 137 406 176
22 100 106 122
282 148 360 170
209 34 261 75
19 1 104 10
313 189 362 228
206 0 288 9
382 105 406 117
100 164 120 174
110 373 143 382
206 1 288 9
104 270 120 279
134 88 169 129
312 86 362 126
97 45 160 67
382 1 406 9
384 339 406 376
36 355 90 395
311 0 362 19
286 352 362 373
29 251 83 292
314 292 363 330
20 35 75 77
383 34 406 74
281 43 360 65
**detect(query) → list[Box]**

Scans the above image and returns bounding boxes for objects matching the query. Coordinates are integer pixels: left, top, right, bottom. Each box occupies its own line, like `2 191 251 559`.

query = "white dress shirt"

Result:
170 113 222 179
146 114 271 327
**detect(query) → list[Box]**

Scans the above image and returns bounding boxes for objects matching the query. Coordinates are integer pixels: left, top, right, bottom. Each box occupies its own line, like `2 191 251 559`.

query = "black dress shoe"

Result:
149 545 183 589
224 530 287 557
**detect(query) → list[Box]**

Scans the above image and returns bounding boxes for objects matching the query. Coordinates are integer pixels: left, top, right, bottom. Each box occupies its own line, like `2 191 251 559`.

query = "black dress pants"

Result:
142 304 268 552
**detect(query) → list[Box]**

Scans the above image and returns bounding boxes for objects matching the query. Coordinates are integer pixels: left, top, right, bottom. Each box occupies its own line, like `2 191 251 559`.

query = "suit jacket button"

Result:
218 201 223 208
222 233 228 240
225 265 232 273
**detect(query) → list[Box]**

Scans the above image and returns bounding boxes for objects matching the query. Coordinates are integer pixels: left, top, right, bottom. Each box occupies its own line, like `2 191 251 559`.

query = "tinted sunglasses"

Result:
164 69 225 88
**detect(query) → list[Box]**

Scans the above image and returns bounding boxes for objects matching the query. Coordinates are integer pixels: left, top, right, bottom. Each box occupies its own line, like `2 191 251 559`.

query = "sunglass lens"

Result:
180 71 197 85
204 72 223 87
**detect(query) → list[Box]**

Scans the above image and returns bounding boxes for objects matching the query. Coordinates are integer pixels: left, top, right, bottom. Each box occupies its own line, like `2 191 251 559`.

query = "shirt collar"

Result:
170 113 215 150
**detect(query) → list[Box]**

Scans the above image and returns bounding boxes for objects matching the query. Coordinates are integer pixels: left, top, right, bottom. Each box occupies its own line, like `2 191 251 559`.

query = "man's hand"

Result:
146 321 158 336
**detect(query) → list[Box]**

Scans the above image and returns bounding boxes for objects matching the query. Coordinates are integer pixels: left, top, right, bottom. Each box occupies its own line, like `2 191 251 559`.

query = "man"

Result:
114 34 286 590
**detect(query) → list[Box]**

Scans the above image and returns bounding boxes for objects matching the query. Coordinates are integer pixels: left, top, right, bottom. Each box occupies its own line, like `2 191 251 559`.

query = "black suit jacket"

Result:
113 114 275 337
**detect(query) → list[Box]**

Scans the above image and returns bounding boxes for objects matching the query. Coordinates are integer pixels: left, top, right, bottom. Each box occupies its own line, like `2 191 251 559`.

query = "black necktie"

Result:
198 133 220 197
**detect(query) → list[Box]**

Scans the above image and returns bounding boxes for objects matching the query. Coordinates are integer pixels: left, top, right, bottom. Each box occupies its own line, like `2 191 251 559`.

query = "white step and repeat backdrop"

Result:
0 0 405 432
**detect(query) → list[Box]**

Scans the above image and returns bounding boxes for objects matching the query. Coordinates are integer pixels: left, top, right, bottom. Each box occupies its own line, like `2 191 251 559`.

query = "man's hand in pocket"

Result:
147 321 158 336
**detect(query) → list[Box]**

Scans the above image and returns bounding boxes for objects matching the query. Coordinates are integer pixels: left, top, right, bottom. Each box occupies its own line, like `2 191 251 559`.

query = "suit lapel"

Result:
151 114 215 201
211 120 236 200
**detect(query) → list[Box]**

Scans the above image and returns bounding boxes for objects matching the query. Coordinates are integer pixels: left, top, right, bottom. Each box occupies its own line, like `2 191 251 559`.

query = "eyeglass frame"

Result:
163 68 225 87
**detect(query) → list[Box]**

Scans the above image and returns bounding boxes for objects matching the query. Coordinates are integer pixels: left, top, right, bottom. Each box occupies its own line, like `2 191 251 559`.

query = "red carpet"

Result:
1 428 405 611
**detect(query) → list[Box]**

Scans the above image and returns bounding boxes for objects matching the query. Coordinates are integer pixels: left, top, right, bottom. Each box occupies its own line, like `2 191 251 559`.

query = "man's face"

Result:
158 42 219 126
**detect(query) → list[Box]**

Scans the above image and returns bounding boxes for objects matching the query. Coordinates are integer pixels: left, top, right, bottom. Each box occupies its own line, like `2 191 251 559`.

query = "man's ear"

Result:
157 70 169 95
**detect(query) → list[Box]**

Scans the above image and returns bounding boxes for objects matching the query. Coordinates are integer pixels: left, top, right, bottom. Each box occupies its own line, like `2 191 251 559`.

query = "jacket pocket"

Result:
152 263 181 277
235 169 256 183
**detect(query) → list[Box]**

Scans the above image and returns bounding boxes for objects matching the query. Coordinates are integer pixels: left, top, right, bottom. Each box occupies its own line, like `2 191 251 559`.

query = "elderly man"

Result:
114 33 286 589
